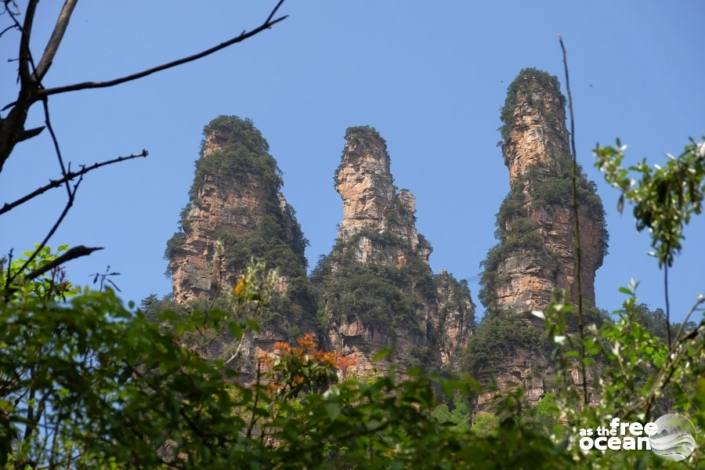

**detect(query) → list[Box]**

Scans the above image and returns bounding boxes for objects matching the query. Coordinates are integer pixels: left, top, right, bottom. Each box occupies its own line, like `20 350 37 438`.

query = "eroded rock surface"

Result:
166 116 315 380
472 69 607 404
315 127 474 377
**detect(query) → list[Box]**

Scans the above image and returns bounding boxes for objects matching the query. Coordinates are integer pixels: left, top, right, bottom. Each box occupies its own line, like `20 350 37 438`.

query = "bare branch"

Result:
17 0 39 85
246 361 262 439
33 0 78 80
266 0 286 23
38 2 288 98
0 149 147 216
0 1 41 172
24 245 103 281
41 97 71 197
0 23 18 38
6 175 83 289
559 35 589 407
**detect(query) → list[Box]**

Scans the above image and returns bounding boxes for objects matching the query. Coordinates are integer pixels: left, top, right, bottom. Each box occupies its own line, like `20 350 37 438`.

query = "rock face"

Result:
481 68 607 315
433 271 476 369
334 128 431 266
166 116 316 377
472 69 607 404
314 127 474 376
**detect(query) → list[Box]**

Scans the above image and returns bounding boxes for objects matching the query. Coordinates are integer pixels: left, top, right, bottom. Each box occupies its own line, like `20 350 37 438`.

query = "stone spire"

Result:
166 116 308 305
472 69 608 405
334 126 429 265
485 69 607 314
315 126 474 377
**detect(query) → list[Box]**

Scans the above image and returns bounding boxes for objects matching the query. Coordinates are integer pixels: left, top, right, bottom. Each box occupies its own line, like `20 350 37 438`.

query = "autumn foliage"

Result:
261 333 357 398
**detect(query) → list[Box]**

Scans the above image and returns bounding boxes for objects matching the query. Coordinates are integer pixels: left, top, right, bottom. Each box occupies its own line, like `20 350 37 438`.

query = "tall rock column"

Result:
481 68 607 315
165 116 316 378
470 69 608 404
314 127 474 376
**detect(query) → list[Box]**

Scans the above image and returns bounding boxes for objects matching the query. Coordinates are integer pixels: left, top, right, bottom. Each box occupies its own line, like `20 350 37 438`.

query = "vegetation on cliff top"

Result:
165 116 313 336
166 116 307 273
499 68 565 141
334 125 392 186
433 271 476 332
312 229 434 340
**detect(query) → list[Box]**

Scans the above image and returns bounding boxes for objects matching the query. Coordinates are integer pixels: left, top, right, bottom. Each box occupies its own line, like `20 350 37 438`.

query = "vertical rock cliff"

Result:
166 116 316 366
314 127 475 376
470 69 607 403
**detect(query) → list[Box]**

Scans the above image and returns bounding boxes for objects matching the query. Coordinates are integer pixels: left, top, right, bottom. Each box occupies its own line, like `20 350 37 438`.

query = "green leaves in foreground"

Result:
594 138 705 267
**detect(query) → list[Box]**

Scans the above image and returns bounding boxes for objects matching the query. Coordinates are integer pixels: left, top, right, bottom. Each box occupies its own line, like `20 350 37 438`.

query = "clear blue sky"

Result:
1 1 703 322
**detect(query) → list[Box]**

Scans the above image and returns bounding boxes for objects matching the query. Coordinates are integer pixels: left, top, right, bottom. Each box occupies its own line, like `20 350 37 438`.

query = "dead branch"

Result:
33 0 78 81
24 245 103 281
5 175 83 291
559 35 589 407
0 150 147 216
0 23 18 38
0 0 288 171
40 97 71 196
37 13 287 98
0 0 289 292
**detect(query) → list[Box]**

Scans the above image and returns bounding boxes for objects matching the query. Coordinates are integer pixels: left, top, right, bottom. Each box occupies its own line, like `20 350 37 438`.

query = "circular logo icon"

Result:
649 413 697 462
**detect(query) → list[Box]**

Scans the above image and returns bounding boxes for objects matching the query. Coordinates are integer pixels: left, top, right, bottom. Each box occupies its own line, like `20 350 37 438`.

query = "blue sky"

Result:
1 1 703 322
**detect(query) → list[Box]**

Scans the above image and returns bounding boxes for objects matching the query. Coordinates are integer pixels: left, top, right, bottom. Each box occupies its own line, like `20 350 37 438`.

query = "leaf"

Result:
228 322 243 339
531 310 545 320
324 402 341 421
371 347 391 362
553 335 566 345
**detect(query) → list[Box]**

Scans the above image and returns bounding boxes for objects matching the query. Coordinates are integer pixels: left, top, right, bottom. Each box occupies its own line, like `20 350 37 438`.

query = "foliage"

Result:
465 313 550 380
1 247 579 468
630 303 671 342
533 283 705 468
265 333 355 398
0 248 264 467
312 230 435 340
166 116 308 275
3 105 705 468
432 394 471 432
595 139 705 267
164 231 187 261
471 411 499 438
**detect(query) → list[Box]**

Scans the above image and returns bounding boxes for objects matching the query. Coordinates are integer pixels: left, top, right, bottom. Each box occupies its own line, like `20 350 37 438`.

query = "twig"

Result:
673 295 704 345
24 245 103 281
37 2 288 99
0 150 148 216
3 248 13 298
246 361 262 438
621 298 705 419
266 0 286 23
5 175 83 290
559 35 589 406
0 23 18 38
665 263 672 349
41 97 71 197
